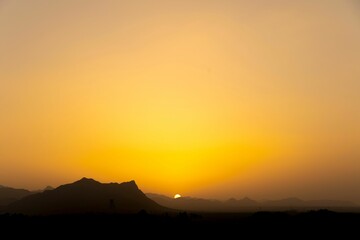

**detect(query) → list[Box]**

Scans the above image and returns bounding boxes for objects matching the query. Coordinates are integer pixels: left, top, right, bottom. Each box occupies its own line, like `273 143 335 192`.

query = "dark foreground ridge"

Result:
5 177 166 215
1 210 360 238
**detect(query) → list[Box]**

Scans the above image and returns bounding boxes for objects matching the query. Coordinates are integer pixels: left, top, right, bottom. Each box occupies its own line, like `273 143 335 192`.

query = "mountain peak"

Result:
44 186 54 191
118 180 139 190
126 180 137 186
74 177 99 185
7 178 165 215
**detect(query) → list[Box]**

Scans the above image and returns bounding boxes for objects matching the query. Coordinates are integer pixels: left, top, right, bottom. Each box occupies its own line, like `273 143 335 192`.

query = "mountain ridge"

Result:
1 179 358 214
146 193 358 212
0 186 33 206
6 178 167 215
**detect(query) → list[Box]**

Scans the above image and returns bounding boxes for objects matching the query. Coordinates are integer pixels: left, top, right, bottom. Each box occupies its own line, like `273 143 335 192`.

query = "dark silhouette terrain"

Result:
1 210 359 238
0 186 33 207
147 193 358 212
6 178 166 215
1 178 360 237
1 179 357 213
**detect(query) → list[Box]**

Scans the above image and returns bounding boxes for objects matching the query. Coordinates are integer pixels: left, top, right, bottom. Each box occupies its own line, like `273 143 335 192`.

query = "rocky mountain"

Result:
7 178 167 215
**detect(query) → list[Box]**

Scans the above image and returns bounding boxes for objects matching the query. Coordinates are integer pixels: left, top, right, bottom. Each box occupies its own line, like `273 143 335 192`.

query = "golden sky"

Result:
1 0 359 202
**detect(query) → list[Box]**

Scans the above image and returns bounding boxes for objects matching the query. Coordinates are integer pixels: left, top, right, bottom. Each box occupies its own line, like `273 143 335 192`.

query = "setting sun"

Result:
174 194 181 199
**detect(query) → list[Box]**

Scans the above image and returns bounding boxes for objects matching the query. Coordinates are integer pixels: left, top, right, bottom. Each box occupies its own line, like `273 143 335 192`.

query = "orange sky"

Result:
0 0 359 202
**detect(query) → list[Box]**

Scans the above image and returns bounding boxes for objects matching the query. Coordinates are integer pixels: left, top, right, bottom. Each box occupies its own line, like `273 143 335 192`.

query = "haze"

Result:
0 0 359 202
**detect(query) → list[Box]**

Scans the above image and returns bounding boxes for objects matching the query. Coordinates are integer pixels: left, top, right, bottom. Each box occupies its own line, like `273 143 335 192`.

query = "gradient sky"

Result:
1 0 359 202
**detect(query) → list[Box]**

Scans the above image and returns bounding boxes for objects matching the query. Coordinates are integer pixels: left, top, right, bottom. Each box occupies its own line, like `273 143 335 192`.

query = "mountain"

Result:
3 179 357 214
147 193 358 212
263 198 357 209
306 199 356 207
0 186 33 206
43 186 54 191
147 193 259 212
226 197 259 208
147 193 221 211
263 197 306 207
6 178 167 215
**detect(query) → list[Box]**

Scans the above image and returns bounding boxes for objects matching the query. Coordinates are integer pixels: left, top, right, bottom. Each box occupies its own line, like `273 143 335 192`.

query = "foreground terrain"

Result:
1 210 359 238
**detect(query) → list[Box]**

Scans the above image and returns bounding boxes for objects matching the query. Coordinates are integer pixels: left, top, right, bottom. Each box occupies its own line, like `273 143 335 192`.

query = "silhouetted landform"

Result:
0 185 57 208
1 210 359 238
0 186 33 207
262 197 356 209
1 179 358 215
147 193 358 212
5 178 166 215
43 186 54 191
1 179 360 237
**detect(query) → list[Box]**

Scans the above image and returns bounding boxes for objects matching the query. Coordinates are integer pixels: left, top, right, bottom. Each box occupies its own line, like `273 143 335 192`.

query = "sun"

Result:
174 194 181 199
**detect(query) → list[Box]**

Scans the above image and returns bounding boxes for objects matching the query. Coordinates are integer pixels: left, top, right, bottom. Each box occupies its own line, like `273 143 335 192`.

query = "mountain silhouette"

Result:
6 178 167 215
147 194 357 212
43 186 54 191
226 197 259 208
263 197 356 209
147 193 260 212
0 186 33 207
2 180 357 214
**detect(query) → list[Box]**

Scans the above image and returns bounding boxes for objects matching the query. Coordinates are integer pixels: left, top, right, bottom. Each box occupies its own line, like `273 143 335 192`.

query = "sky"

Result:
0 0 359 202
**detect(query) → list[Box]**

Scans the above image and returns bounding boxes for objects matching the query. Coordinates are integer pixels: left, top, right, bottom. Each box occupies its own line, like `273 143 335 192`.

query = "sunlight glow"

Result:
0 0 359 202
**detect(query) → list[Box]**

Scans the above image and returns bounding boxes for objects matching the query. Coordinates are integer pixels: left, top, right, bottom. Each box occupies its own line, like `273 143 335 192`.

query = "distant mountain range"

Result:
0 185 56 207
147 194 357 212
0 186 33 206
0 178 358 215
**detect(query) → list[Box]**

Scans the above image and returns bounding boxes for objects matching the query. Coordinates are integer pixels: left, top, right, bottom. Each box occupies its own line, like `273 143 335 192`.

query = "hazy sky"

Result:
1 0 359 202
